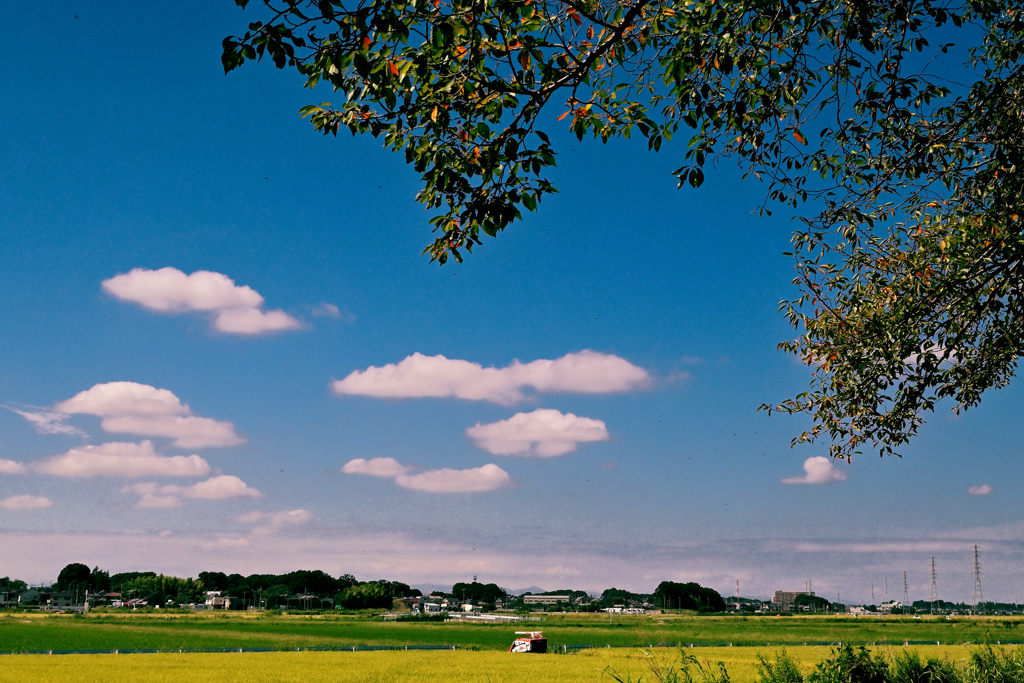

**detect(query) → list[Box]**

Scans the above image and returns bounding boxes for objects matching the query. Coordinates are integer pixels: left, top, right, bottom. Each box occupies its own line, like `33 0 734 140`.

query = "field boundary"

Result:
4 641 1024 656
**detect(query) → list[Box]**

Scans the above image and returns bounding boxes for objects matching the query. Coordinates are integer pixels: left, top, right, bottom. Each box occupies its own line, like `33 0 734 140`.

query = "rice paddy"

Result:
1 612 1021 682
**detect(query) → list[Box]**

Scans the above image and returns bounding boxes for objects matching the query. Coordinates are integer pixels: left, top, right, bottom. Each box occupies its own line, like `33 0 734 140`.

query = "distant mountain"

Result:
410 584 452 595
507 586 547 596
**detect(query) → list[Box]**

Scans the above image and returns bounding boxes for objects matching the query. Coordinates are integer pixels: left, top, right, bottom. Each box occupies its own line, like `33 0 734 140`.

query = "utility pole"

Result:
930 557 938 613
972 545 984 615
903 571 909 607
871 583 875 604
884 575 889 602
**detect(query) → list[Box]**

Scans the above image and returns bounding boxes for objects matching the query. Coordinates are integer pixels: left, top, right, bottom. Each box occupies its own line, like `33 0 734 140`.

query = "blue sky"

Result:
1 1 1022 603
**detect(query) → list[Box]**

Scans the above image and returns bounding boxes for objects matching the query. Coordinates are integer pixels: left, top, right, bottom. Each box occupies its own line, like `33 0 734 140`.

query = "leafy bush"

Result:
756 649 804 683
808 646 886 683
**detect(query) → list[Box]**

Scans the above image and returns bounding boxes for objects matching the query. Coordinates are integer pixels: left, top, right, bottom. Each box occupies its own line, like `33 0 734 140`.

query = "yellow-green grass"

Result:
0 645 1004 683
3 611 1022 653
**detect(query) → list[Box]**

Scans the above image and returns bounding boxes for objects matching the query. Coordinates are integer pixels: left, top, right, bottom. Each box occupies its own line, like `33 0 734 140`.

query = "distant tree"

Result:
1 577 28 593
282 569 341 595
198 572 229 592
110 571 157 589
336 582 392 610
654 581 725 612
144 591 166 607
794 593 832 612
451 581 505 604
264 583 292 607
90 567 111 593
599 588 636 605
56 563 93 592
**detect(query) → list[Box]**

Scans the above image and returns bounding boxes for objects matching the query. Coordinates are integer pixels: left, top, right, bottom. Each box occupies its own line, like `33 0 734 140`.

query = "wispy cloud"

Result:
780 456 848 485
341 457 512 493
33 441 211 478
968 484 993 496
466 409 609 456
0 495 52 510
33 382 245 449
102 267 301 335
332 350 650 404
309 302 355 322
5 407 88 438
123 475 262 507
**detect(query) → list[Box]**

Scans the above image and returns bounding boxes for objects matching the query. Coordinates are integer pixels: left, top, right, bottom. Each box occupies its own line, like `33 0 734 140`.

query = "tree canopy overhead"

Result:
224 0 1024 459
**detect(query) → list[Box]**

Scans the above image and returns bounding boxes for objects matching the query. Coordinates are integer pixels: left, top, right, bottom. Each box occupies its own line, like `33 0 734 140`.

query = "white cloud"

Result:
213 307 302 334
5 407 88 437
236 509 312 536
342 457 512 493
466 409 609 456
56 382 190 417
49 382 243 449
0 459 28 474
332 350 650 404
102 267 301 336
181 475 262 499
395 464 512 493
0 495 52 510
33 441 211 478
968 484 993 496
780 456 848 485
341 457 410 478
102 267 265 311
123 475 262 507
98 415 243 449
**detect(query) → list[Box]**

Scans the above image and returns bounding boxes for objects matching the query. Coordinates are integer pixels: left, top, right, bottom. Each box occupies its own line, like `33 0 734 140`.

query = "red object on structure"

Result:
509 631 547 653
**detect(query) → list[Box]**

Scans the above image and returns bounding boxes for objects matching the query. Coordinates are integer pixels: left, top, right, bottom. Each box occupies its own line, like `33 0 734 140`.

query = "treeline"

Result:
12 564 732 613
27 563 425 609
653 582 726 612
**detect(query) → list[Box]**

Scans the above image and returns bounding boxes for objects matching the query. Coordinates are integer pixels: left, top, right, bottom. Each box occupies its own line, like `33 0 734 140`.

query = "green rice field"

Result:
1 611 1021 653
2 612 1023 682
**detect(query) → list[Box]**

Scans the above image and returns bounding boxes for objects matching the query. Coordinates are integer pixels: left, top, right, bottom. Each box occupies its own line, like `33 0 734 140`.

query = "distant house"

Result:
423 602 442 613
879 600 902 613
49 591 76 607
97 592 121 606
205 591 230 610
523 595 571 606
398 597 422 611
772 591 814 611
18 588 42 605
